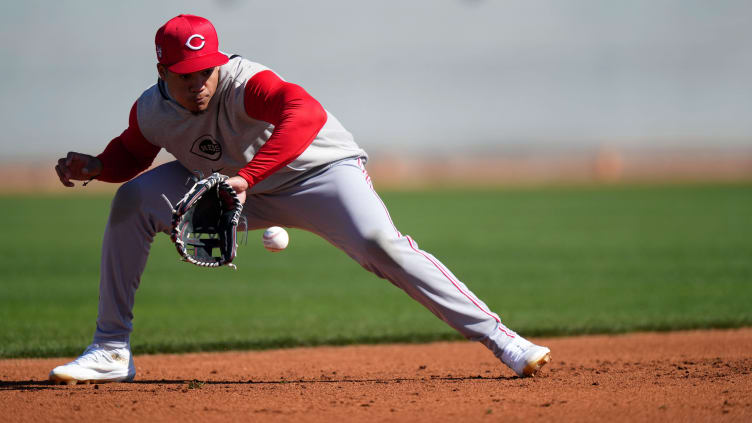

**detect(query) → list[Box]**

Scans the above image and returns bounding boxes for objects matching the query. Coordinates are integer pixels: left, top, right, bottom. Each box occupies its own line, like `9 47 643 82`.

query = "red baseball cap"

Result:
155 14 229 74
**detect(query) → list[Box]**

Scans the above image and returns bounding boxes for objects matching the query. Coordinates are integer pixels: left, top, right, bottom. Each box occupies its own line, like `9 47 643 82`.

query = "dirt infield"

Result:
2 329 751 422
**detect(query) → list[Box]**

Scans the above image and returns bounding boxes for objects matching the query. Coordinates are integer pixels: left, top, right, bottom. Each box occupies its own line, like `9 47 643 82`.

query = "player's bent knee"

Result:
108 180 146 226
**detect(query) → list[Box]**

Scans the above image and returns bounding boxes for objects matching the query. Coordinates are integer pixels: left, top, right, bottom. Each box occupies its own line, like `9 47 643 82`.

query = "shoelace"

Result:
72 345 127 366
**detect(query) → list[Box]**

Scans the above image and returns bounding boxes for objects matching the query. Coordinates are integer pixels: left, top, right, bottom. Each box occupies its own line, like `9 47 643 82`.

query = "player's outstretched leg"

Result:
251 158 551 377
363 231 551 377
49 161 194 384
362 230 551 377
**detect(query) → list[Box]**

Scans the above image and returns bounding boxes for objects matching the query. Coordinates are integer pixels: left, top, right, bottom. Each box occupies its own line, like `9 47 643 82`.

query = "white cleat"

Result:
49 343 136 385
501 339 551 377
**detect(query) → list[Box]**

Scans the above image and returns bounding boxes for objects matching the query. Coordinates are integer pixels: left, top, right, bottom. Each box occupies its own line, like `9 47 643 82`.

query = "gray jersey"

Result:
135 56 367 193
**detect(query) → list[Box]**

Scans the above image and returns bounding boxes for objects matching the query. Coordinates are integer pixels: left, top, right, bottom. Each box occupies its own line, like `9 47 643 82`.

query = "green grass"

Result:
1 183 750 358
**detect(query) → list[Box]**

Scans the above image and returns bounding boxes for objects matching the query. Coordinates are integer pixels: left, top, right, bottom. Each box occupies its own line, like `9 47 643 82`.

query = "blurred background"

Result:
1 1 751 357
1 0 750 188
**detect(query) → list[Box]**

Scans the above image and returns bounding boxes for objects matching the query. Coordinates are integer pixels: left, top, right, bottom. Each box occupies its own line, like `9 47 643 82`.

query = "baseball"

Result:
262 226 289 252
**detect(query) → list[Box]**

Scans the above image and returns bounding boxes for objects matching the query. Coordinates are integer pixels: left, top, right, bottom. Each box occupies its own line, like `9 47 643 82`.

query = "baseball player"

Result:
51 14 550 384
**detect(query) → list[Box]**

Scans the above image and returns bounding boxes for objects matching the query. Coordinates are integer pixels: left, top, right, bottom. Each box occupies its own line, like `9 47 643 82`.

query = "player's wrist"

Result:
88 157 103 179
230 174 252 192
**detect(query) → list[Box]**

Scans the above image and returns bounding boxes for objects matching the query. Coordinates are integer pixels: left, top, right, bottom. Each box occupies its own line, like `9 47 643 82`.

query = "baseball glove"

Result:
169 173 244 269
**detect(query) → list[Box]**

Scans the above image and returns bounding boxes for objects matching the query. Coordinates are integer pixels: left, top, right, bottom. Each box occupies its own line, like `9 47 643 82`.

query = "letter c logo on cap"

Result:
185 34 206 51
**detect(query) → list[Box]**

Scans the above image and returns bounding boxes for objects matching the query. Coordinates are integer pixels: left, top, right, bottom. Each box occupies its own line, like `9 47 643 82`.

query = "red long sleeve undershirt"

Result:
96 70 327 186
96 103 160 183
238 70 327 186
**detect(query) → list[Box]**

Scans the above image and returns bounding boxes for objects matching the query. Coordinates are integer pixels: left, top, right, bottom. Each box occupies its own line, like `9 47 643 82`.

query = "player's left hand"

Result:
55 152 102 187
226 175 249 204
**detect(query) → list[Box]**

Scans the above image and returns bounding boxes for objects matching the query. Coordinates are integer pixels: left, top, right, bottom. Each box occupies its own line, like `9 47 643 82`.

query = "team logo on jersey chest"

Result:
190 135 222 161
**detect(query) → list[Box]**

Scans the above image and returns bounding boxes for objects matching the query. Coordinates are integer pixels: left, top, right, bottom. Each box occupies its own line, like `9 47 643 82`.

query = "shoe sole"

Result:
522 351 551 377
49 373 134 385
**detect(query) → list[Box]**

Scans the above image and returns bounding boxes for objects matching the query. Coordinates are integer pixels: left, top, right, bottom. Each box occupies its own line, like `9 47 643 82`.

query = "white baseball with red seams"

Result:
263 226 289 252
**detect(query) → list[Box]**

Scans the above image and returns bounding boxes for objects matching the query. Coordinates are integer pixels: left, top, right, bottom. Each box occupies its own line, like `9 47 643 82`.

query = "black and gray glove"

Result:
169 173 244 268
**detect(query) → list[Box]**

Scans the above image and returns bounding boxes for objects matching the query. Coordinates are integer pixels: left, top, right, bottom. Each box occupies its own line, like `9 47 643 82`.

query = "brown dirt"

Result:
2 329 751 422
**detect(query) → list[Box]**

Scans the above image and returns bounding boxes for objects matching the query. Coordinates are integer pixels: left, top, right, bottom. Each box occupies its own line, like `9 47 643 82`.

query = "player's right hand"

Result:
226 175 249 205
55 152 103 187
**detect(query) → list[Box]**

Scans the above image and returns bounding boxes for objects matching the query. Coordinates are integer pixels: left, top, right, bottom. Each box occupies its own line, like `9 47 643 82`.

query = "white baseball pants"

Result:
93 158 519 360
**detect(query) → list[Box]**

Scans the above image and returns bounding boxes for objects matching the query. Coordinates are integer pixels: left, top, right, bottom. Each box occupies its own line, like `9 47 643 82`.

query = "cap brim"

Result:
168 52 229 74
